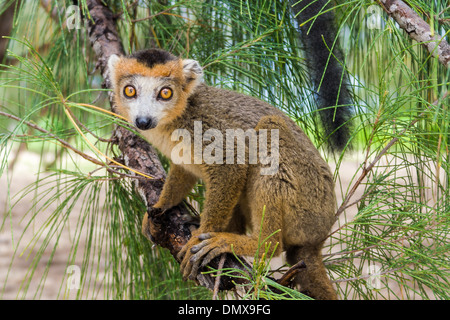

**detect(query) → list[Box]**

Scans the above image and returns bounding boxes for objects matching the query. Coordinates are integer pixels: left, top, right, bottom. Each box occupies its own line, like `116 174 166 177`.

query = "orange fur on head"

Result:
110 56 191 125
113 58 182 80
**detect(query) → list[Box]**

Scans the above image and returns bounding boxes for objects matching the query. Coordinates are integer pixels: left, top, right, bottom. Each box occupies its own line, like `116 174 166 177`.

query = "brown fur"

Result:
109 50 338 300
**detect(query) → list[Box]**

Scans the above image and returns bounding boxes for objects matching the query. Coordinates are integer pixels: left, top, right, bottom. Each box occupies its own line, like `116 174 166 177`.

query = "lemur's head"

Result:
108 49 203 130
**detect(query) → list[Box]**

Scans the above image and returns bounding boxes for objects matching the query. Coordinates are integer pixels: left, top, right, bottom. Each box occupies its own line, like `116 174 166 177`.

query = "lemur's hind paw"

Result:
178 232 231 281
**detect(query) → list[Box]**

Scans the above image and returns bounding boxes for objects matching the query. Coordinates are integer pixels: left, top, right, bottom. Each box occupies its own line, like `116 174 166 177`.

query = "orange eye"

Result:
158 87 173 100
124 85 136 98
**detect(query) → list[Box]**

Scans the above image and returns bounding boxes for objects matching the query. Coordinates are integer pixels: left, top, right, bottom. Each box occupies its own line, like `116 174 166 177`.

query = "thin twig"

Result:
333 267 405 284
438 4 450 17
201 32 273 69
324 252 364 266
335 91 449 218
0 110 104 166
63 103 157 180
64 105 113 143
106 166 152 180
377 0 450 68
131 7 175 23
212 253 227 300
88 163 151 181
325 222 442 259
276 260 306 287
113 0 139 19
40 0 59 23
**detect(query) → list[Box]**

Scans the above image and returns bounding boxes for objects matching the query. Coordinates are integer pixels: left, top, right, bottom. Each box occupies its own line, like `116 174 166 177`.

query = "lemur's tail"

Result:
290 0 352 152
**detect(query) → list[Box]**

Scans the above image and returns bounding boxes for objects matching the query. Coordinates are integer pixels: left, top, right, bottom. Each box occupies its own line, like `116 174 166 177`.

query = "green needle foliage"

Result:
0 0 449 300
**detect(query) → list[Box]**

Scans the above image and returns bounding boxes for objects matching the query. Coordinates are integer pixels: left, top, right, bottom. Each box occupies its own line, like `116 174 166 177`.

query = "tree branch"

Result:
378 0 450 68
0 110 104 166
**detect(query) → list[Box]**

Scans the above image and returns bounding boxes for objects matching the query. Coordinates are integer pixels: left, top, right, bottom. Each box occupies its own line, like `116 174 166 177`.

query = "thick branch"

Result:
379 0 450 68
85 0 253 291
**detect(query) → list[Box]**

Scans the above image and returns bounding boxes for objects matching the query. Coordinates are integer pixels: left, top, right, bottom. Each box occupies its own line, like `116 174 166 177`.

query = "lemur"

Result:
107 0 351 300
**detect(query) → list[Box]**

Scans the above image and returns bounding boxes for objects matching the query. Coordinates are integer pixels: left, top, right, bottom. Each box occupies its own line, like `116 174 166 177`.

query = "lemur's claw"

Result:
179 232 230 281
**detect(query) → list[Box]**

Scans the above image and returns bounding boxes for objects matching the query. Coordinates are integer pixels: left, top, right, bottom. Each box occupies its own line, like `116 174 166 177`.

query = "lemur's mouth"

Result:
135 116 156 130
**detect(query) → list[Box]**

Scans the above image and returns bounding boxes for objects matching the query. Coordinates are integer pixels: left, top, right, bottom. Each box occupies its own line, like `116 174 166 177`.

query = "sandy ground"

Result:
0 149 411 300
0 150 108 299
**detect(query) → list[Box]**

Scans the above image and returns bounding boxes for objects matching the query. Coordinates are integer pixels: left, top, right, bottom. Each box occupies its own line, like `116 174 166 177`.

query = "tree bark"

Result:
0 1 22 65
85 0 253 292
379 0 450 68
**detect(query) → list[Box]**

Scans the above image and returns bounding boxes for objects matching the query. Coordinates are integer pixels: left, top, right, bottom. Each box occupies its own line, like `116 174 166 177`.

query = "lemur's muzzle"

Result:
135 117 156 130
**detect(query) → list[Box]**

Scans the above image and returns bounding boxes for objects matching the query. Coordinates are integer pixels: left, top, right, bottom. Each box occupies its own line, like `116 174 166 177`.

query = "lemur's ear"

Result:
182 59 203 92
108 54 121 87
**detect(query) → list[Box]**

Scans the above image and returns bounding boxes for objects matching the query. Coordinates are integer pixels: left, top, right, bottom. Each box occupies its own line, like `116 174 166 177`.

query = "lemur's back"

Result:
182 84 328 167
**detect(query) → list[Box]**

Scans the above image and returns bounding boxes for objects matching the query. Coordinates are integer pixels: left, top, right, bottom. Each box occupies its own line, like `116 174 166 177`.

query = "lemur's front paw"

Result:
178 232 230 281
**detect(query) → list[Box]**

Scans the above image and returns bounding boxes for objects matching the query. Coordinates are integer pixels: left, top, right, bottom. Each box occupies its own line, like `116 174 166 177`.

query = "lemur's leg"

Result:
178 164 248 280
154 164 198 211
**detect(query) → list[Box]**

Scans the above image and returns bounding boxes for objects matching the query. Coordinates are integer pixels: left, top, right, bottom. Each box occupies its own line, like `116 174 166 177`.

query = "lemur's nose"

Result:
135 117 155 130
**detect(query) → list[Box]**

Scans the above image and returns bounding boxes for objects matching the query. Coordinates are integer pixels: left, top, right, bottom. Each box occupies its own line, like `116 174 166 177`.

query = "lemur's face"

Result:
108 49 203 130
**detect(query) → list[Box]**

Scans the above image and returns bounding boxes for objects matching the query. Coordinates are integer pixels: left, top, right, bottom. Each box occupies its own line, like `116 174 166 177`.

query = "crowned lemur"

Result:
108 0 351 300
